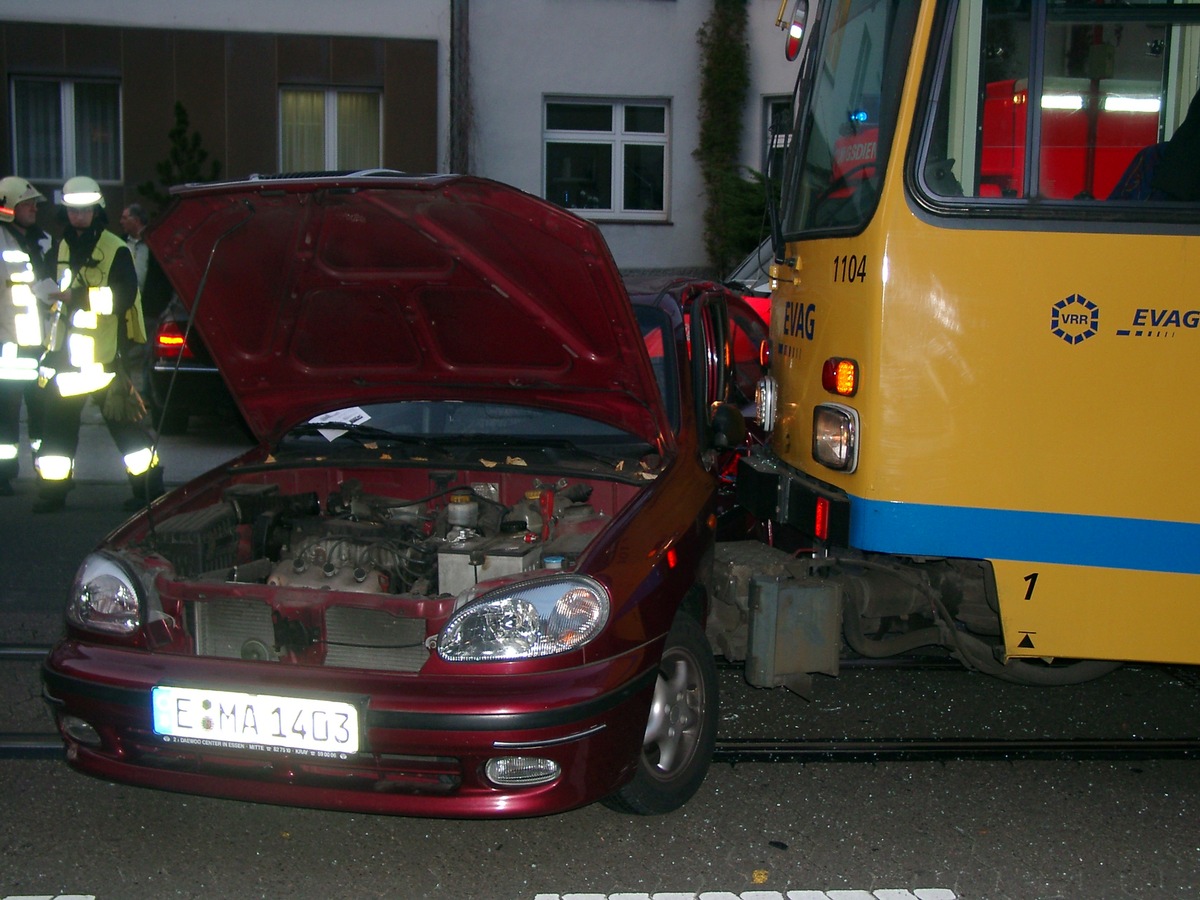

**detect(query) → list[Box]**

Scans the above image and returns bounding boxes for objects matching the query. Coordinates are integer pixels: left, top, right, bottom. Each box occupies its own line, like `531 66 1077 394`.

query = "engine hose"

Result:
841 596 943 658
824 556 1121 686
928 592 1121 685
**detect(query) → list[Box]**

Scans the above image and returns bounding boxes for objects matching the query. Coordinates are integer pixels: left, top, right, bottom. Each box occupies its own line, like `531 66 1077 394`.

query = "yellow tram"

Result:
727 0 1200 686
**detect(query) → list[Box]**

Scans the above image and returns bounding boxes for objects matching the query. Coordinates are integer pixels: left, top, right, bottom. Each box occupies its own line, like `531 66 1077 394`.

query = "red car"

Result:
42 173 747 818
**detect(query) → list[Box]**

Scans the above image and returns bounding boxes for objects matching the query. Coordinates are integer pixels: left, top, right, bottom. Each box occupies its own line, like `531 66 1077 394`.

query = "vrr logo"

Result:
1051 294 1099 345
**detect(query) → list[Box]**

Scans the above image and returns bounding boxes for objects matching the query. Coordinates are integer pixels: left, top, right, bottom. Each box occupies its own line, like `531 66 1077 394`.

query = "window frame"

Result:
542 96 671 222
10 76 123 184
279 87 383 172
763 94 794 182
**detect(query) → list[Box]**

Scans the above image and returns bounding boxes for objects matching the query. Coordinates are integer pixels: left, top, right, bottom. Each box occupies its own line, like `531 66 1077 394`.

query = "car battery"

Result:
437 533 540 598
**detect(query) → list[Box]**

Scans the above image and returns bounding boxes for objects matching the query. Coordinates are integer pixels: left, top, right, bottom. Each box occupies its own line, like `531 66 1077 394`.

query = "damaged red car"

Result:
42 172 747 818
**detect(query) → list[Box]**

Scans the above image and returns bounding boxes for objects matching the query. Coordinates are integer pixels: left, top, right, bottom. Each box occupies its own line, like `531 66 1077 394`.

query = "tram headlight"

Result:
67 552 143 635
755 375 778 431
812 403 859 472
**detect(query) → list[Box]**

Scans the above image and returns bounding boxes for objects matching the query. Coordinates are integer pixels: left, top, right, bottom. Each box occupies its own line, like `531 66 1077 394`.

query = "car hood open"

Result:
146 173 671 448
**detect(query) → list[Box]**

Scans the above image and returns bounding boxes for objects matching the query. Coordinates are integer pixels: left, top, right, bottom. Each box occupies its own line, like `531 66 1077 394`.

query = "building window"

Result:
11 78 121 182
764 96 793 181
544 99 669 220
281 88 381 171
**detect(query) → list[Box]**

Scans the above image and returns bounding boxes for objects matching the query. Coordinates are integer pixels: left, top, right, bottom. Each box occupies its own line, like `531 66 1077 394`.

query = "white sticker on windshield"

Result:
308 407 371 442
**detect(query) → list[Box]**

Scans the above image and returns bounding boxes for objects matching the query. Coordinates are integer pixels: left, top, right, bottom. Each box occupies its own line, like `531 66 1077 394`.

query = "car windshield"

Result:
278 401 659 469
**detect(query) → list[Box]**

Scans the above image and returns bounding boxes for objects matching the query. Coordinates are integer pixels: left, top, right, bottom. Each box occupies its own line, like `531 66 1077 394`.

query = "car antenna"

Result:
143 198 257 539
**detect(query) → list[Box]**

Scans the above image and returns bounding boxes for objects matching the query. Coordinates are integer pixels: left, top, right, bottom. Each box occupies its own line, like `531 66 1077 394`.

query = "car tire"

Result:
603 611 718 815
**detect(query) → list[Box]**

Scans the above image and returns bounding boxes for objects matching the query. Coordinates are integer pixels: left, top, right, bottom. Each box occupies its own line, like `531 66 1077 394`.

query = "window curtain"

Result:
337 92 381 170
13 80 64 180
73 82 120 180
282 90 325 171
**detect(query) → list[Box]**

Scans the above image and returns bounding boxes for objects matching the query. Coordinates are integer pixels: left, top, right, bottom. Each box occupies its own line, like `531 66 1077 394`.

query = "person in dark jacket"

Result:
1151 88 1200 202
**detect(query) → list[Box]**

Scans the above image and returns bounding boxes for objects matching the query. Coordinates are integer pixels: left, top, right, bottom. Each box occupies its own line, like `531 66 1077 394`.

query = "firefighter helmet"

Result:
61 175 105 209
0 176 44 222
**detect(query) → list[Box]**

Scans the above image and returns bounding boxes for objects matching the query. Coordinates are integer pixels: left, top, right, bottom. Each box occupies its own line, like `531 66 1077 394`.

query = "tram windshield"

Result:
782 0 921 235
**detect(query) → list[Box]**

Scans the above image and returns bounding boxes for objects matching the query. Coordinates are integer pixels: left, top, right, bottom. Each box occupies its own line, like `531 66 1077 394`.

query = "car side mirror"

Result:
710 401 747 449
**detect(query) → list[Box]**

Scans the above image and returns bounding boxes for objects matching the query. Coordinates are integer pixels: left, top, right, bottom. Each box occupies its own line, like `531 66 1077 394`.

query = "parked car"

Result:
144 295 242 434
724 237 773 325
42 172 747 819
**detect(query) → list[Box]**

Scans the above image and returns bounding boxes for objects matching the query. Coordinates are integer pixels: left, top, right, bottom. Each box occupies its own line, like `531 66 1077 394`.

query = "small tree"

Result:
694 0 764 275
138 102 223 213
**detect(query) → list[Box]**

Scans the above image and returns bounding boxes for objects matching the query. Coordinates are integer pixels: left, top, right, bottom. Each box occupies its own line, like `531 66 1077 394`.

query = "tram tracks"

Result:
6 646 1200 763
1 643 61 759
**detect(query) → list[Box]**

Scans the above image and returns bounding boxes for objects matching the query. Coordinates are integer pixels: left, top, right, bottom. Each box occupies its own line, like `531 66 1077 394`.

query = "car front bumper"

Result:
43 640 658 818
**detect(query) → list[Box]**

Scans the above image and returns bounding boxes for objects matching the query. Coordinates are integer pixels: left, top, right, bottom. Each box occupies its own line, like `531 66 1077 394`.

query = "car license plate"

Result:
152 685 360 756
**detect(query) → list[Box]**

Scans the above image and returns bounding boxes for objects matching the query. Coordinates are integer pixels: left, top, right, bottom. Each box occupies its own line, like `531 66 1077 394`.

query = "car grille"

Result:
191 599 429 672
124 727 462 795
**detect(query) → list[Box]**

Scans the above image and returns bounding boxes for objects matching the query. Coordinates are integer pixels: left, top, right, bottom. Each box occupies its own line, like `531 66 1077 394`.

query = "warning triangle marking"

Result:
1018 634 1036 649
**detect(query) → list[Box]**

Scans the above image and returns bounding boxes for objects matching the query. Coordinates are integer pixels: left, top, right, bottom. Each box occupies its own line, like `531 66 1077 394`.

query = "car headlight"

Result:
67 552 143 635
438 576 610 662
812 403 860 472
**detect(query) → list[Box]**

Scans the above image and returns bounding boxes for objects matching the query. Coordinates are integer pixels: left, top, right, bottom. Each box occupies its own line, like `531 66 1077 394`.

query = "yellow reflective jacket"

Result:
55 230 147 369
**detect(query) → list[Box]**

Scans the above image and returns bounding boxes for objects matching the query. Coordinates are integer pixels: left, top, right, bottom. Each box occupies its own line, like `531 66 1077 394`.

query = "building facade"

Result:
0 0 794 273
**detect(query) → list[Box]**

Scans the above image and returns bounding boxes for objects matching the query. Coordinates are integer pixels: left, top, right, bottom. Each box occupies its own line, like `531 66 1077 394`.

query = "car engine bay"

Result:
128 470 641 669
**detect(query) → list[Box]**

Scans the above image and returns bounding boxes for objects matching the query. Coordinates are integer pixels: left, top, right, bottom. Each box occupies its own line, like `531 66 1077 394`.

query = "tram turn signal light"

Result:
821 357 858 396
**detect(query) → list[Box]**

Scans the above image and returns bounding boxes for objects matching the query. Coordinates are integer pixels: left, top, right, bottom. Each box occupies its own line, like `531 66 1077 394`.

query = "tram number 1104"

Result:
833 254 868 283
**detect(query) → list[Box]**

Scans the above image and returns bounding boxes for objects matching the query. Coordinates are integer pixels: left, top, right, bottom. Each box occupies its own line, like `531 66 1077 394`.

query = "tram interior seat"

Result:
1107 142 1168 201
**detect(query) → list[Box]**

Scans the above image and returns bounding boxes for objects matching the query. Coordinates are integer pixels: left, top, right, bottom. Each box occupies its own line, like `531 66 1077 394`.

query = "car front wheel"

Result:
603 612 718 815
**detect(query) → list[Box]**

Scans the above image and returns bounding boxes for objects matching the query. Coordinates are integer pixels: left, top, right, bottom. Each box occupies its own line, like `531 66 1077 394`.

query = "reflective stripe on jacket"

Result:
55 229 133 367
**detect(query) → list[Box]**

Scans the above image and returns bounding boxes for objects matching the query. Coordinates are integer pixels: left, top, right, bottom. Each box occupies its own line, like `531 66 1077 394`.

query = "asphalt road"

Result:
2 405 1199 900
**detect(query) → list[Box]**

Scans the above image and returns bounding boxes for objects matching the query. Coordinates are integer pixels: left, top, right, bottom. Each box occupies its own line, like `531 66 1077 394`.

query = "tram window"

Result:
917 0 1200 208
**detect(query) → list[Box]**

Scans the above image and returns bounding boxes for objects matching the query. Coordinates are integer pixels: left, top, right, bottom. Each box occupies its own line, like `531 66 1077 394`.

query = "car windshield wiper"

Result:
285 422 409 443
280 423 453 459
440 434 657 468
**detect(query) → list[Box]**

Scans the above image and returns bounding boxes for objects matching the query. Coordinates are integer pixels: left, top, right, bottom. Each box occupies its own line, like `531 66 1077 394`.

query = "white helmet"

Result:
61 175 105 209
0 176 44 222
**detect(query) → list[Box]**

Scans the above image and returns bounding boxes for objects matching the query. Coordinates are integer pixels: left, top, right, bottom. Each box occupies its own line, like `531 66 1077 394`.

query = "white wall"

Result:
0 0 799 273
470 0 795 273
747 0 801 175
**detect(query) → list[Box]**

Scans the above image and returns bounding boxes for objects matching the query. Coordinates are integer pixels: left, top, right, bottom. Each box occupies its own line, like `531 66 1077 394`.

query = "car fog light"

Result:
61 715 101 747
485 756 560 787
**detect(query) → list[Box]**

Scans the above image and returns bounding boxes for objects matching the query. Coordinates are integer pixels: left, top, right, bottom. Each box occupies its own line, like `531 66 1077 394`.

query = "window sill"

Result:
579 217 674 226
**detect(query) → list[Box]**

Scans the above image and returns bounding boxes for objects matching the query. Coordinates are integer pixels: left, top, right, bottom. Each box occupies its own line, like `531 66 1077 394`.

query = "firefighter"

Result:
33 176 163 513
0 176 52 495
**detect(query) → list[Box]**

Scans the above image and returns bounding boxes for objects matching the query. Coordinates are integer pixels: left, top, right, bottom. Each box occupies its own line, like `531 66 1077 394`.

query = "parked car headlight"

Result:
67 552 143 635
438 576 609 661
